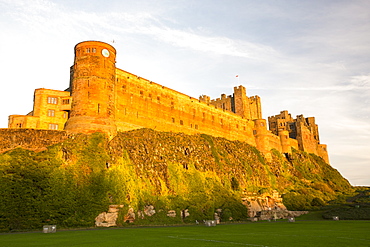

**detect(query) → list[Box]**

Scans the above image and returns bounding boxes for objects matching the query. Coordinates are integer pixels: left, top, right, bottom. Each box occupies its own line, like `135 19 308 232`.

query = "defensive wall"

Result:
5 41 329 163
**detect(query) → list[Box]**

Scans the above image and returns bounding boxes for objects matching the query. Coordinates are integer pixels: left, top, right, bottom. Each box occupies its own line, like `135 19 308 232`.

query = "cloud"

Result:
2 0 281 61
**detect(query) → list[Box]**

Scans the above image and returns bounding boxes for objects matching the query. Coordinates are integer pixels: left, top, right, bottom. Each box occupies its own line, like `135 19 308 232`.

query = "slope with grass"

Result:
0 129 353 231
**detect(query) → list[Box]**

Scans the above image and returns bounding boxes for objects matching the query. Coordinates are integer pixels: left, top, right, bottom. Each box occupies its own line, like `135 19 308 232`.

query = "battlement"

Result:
199 95 211 103
5 41 329 164
234 85 247 93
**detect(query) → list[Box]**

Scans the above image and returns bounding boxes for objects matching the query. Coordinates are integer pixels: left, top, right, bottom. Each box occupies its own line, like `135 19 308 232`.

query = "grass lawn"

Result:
1 220 369 247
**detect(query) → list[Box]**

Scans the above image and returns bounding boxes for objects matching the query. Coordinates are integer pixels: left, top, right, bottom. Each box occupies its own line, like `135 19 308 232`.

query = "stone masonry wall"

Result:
114 69 258 146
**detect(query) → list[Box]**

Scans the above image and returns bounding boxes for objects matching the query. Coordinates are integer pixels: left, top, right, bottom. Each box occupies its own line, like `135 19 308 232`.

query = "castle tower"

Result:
65 41 117 136
233 86 262 120
253 119 272 161
233 86 250 119
278 130 291 154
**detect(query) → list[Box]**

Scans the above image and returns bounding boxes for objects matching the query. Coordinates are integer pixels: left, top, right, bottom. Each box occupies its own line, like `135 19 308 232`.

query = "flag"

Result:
236 75 239 77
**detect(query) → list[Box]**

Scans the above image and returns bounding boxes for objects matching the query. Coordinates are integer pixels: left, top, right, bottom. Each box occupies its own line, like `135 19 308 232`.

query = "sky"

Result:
0 0 369 186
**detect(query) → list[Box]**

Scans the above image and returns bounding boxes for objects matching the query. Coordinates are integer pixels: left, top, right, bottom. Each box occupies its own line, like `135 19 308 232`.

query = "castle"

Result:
7 41 329 163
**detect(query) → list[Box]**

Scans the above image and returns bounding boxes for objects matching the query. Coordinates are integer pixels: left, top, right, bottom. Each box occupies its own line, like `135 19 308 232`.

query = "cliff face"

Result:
0 128 72 153
0 129 351 230
109 129 350 198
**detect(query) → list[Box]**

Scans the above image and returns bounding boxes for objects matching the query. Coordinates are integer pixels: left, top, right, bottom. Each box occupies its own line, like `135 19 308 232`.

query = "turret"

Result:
65 41 117 136
278 130 291 154
233 86 249 118
233 86 262 120
253 119 272 161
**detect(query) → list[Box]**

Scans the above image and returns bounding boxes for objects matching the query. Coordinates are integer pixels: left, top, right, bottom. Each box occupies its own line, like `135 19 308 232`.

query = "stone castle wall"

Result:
113 69 257 146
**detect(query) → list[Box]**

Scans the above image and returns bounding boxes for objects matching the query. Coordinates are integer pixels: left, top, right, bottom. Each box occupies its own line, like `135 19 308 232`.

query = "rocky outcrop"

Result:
95 205 123 227
242 190 286 218
0 129 74 153
255 209 308 220
241 190 308 220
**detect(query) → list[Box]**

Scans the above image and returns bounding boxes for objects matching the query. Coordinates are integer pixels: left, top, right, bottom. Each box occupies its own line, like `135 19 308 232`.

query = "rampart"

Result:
112 69 257 146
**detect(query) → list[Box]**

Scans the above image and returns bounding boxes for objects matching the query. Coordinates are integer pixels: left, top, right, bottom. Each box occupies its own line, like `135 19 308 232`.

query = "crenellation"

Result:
199 95 210 103
4 41 329 163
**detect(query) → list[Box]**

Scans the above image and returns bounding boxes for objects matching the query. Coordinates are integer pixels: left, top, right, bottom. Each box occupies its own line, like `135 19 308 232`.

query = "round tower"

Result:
253 119 272 161
65 41 117 136
278 130 291 154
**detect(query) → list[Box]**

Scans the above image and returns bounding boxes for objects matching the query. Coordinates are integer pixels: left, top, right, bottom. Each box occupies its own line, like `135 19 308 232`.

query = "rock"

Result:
144 205 156 216
124 207 136 223
167 210 176 217
95 205 121 227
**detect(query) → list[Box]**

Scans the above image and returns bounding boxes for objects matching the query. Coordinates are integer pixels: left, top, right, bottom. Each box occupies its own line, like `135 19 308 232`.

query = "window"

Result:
47 109 55 117
253 130 257 135
86 48 90 53
172 117 175 123
180 120 184 125
195 125 198 129
92 48 96 53
49 123 58 130
62 99 70 104
47 97 58 104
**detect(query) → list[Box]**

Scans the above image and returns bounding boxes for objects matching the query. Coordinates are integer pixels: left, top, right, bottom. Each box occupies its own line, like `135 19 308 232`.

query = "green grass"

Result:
1 221 370 247
295 210 326 221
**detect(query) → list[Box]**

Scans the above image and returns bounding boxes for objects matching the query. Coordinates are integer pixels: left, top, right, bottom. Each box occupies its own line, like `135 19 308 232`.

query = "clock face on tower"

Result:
102 49 110 57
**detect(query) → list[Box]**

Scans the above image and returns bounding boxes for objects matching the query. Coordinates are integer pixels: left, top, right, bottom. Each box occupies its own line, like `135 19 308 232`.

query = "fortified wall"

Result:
6 41 329 163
